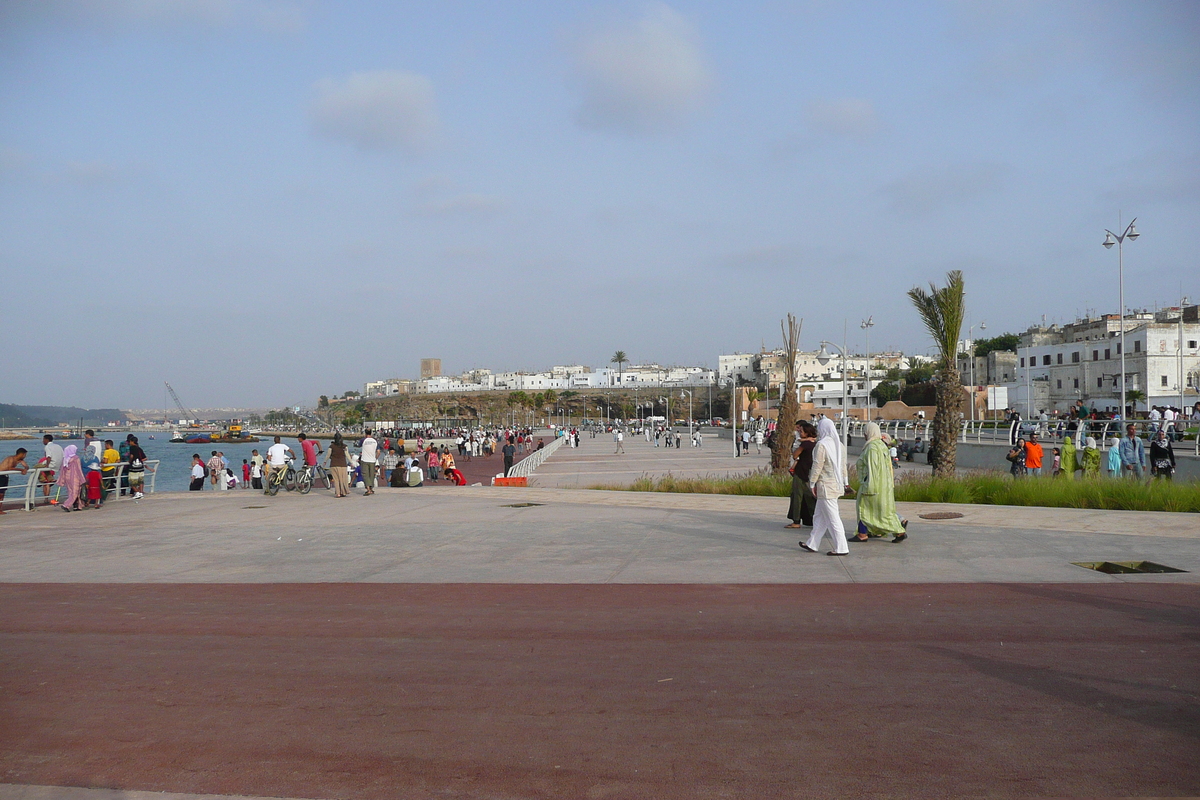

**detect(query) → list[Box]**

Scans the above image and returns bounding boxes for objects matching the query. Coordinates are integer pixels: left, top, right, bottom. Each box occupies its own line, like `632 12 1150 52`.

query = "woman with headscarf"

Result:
1059 434 1077 480
851 423 909 543
1105 437 1122 477
1081 437 1101 478
54 444 86 511
1149 430 1175 480
800 417 850 556
327 433 350 498
786 420 817 529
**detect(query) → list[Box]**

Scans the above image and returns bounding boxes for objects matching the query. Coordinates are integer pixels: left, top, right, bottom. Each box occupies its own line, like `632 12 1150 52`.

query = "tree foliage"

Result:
870 381 900 407
974 333 1020 357
908 270 966 478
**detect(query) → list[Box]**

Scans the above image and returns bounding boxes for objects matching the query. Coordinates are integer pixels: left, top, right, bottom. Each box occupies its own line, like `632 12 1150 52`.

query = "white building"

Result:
1008 307 1200 414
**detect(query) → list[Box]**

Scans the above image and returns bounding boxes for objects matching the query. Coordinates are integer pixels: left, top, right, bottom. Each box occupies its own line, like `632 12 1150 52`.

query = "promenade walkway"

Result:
0 437 1197 799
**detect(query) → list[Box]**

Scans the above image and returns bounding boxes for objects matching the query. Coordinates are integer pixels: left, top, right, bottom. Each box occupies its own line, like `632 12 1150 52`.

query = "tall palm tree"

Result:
907 270 966 478
611 351 628 384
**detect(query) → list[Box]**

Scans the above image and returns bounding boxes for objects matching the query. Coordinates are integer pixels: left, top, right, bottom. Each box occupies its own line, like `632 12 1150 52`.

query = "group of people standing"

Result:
786 419 908 556
0 432 149 513
1008 424 1178 480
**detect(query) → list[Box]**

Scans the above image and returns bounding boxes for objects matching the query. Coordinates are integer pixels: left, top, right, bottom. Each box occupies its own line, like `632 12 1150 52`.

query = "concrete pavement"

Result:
1 432 1198 799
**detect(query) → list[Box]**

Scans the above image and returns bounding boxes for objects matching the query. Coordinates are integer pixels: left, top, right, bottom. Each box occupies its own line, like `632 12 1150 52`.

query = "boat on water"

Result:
170 430 259 444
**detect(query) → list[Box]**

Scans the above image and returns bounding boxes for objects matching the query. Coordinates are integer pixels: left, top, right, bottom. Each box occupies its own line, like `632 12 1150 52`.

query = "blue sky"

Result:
2 0 1197 409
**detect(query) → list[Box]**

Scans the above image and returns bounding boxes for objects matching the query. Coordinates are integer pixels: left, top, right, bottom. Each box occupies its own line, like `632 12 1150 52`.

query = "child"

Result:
1052 447 1061 477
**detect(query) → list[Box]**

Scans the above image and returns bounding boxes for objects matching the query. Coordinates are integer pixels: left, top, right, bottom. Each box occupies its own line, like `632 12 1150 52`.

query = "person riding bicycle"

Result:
297 433 323 470
264 436 294 493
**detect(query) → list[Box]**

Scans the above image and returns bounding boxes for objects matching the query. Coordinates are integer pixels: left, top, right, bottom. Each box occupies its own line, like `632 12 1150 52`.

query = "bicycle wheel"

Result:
296 469 312 494
267 472 281 496
316 466 331 490
285 467 297 492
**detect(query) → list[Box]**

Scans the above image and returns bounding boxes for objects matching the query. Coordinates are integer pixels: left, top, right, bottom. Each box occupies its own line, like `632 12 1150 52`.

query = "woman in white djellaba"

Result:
800 418 850 556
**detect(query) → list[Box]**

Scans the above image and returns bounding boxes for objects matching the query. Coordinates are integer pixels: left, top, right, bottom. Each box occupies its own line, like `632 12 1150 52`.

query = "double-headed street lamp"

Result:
1103 217 1140 418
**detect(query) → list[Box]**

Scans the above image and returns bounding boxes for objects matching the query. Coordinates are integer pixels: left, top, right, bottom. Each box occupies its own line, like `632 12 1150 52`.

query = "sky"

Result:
1 0 1197 410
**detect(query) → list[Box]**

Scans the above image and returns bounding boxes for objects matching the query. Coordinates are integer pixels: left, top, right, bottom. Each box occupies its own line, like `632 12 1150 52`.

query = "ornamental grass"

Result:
594 469 1200 513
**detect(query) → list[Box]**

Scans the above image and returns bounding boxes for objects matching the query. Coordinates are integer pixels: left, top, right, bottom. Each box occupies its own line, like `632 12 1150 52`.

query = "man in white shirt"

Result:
37 434 65 497
264 436 293 493
359 430 379 495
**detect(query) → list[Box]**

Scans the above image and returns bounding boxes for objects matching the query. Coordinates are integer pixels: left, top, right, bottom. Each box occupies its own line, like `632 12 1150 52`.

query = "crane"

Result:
165 382 196 423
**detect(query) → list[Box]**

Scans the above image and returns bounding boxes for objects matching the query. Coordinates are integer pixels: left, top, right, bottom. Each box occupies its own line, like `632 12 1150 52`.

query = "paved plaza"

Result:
0 432 1197 799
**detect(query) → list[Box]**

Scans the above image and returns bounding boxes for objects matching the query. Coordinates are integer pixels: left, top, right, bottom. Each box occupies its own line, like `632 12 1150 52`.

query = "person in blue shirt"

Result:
1117 424 1145 479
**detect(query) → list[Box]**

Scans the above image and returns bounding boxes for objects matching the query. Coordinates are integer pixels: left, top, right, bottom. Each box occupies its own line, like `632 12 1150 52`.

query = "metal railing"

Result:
506 436 566 479
0 461 160 512
842 417 1198 455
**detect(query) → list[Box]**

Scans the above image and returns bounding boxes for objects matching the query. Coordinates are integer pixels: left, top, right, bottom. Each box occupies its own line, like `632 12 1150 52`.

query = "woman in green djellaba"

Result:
1081 436 1102 478
1059 433 1077 480
850 422 909 544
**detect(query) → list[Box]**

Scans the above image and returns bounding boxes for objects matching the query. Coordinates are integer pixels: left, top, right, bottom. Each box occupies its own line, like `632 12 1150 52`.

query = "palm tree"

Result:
611 351 628 384
907 270 966 478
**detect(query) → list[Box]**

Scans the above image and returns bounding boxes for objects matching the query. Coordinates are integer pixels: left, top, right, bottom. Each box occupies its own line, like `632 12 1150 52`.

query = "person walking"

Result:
785 421 817 529
502 437 516 476
327 433 350 497
800 418 850 557
359 430 379 495
55 445 86 511
614 429 625 454
1149 430 1175 480
1118 424 1145 480
850 423 908 543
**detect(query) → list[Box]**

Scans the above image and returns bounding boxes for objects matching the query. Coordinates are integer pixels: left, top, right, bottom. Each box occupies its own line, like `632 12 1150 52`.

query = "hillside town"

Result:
349 305 1199 423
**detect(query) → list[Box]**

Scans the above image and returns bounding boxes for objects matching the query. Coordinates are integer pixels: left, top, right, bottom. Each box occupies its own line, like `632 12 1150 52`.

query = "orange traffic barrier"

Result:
492 476 528 487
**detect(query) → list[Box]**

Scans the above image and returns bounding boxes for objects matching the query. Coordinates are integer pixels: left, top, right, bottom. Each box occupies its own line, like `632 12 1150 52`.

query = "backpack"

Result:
201 462 210 478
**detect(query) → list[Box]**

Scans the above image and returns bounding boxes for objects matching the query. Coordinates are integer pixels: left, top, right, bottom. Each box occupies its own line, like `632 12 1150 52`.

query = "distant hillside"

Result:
0 404 127 428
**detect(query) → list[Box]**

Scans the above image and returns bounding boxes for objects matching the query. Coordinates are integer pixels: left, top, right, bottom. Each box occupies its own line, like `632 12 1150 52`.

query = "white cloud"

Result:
882 162 1008 217
309 71 438 153
805 98 879 140
572 4 713 134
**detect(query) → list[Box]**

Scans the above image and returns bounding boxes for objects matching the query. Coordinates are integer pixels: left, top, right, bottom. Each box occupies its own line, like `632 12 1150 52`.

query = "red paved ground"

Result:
1 583 1197 799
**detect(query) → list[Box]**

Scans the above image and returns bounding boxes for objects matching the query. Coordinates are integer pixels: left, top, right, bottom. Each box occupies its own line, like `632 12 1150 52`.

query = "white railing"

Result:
0 461 160 512
506 435 566 479
844 417 1197 455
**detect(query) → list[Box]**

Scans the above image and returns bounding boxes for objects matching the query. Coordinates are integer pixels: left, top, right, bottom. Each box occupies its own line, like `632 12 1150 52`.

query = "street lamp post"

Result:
860 316 874 421
815 340 850 450
967 320 986 421
1103 217 1140 419
679 390 693 440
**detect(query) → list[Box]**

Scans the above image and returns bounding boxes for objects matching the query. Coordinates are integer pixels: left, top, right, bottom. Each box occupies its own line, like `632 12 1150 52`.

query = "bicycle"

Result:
295 461 331 494
265 458 297 496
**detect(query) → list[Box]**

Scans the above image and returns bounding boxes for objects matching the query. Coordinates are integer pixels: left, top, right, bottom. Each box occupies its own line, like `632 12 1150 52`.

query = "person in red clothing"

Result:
1023 433 1045 477
443 467 467 486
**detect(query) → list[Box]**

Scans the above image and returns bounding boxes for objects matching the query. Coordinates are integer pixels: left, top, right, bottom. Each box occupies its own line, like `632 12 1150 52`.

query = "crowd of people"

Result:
1006 423 1179 480
185 425 569 497
0 432 150 513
